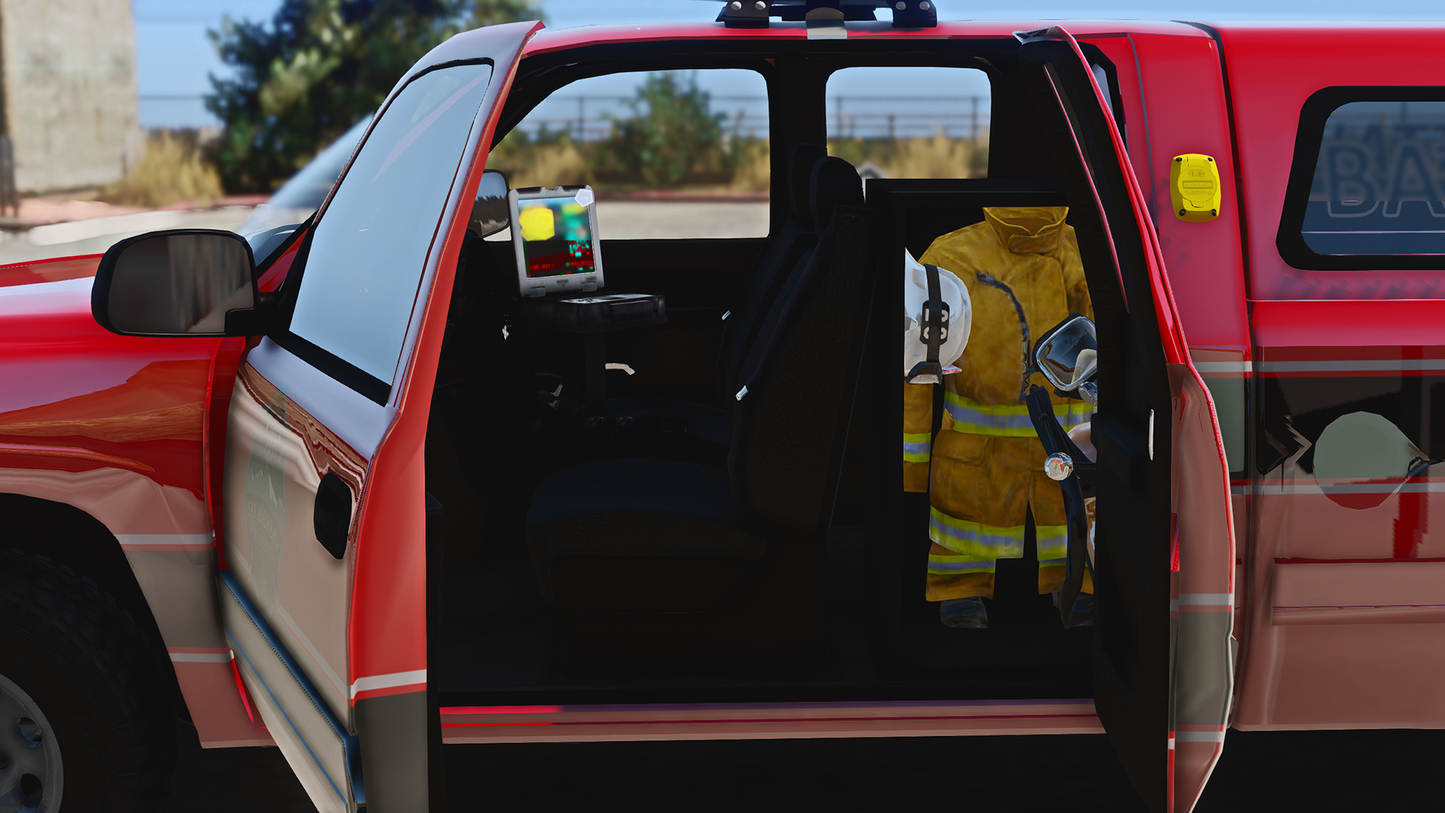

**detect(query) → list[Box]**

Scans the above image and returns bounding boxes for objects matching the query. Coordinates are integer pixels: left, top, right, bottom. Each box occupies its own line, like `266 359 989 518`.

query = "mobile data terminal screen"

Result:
508 185 605 296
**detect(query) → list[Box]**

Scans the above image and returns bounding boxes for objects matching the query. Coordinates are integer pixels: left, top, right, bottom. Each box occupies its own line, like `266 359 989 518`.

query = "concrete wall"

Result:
0 0 141 193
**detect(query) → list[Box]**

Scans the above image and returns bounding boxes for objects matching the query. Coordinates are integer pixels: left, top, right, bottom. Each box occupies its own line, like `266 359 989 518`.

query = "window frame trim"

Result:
1277 85 1445 272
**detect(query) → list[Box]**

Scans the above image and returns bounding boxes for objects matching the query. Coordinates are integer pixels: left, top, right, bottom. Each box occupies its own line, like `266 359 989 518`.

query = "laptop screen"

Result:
509 186 604 296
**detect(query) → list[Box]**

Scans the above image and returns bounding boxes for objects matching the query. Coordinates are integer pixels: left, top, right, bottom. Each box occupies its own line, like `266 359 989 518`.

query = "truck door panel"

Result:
1238 299 1445 729
1099 26 1255 692
1021 28 1237 813
219 21 541 811
1219 25 1445 732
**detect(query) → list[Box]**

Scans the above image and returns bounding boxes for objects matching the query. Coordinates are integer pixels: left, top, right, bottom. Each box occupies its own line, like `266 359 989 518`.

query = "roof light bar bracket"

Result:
716 1 937 29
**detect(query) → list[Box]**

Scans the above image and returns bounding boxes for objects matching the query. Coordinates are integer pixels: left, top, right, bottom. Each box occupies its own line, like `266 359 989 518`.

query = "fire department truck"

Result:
1 2 1441 811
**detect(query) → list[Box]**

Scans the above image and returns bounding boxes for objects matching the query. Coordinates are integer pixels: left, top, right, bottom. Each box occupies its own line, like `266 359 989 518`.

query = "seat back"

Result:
728 157 879 537
716 143 826 398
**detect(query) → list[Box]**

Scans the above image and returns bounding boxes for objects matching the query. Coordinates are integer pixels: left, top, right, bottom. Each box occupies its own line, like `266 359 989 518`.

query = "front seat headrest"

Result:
810 157 865 233
788 143 827 228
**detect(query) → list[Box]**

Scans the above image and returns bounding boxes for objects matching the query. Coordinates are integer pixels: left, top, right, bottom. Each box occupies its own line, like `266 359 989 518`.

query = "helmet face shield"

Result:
1034 315 1098 391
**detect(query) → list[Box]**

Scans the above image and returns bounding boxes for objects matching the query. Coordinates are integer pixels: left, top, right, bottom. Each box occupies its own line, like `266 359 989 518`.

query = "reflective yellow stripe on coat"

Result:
928 506 1069 571
943 391 1091 436
903 432 932 464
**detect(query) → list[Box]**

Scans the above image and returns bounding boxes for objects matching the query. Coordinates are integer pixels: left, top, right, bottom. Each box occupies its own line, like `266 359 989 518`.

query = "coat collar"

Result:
983 206 1070 254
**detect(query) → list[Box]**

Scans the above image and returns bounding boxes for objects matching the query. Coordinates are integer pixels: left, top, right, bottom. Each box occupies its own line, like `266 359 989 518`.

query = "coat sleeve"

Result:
1061 227 1093 320
903 379 933 493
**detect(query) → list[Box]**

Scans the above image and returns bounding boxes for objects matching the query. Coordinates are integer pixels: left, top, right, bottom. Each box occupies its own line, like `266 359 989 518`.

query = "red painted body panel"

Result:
0 272 212 503
1216 23 1445 734
520 19 1207 57
0 255 105 289
0 262 258 746
1252 299 1445 348
1114 31 1250 359
11 19 1443 808
1219 24 1445 301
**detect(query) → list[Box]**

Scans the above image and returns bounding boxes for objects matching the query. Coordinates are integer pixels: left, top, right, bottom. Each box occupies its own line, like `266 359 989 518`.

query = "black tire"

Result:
0 548 177 811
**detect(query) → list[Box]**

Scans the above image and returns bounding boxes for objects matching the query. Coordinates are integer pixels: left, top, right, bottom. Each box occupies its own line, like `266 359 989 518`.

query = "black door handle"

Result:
314 472 352 559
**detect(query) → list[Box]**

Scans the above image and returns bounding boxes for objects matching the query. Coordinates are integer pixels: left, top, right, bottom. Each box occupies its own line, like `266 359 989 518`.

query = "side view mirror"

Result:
1033 314 1098 406
91 229 271 337
470 169 510 238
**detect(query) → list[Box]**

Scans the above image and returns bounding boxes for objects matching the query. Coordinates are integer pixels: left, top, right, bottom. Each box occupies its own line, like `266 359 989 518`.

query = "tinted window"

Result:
1302 100 1445 256
290 63 492 387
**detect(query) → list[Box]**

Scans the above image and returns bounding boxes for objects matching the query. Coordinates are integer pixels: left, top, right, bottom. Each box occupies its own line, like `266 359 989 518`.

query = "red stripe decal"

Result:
441 713 1101 729
441 705 564 715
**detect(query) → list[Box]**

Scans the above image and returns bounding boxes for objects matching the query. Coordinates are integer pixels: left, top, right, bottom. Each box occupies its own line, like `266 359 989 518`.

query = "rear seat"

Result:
525 157 880 619
605 148 865 455
603 143 830 447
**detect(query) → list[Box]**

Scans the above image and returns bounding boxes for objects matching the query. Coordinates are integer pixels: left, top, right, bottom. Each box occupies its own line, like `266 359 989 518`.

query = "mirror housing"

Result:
1034 314 1098 396
469 169 510 238
91 229 273 337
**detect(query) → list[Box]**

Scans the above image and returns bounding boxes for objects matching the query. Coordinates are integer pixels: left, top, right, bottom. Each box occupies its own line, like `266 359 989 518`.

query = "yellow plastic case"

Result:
1170 153 1221 222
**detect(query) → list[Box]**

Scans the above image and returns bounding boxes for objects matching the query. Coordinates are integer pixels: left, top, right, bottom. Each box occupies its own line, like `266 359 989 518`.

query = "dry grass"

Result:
102 132 225 209
828 134 988 179
889 133 978 178
486 132 989 195
729 139 770 193
488 136 594 188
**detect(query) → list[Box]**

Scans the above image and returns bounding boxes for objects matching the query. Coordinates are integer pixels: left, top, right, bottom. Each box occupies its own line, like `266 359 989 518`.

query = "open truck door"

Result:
1015 27 1238 813
216 21 541 812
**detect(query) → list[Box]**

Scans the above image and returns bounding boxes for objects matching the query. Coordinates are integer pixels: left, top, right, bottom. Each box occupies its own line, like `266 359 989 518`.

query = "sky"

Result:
134 0 1445 129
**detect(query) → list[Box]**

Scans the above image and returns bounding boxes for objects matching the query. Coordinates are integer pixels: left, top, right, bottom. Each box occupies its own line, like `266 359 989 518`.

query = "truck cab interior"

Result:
418 33 1171 713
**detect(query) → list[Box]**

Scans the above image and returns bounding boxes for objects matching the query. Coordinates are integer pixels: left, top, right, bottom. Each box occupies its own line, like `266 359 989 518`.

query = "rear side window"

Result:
1279 88 1445 270
824 67 990 180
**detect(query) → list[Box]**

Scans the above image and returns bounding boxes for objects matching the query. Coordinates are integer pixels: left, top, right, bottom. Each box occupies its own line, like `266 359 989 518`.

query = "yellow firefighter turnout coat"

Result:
903 207 1095 601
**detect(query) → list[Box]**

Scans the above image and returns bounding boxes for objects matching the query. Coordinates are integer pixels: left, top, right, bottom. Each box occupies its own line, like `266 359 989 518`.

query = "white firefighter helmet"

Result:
904 250 970 382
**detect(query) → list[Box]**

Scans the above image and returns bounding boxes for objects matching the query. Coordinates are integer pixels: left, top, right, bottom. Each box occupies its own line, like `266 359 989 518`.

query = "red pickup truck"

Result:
2 5 1441 811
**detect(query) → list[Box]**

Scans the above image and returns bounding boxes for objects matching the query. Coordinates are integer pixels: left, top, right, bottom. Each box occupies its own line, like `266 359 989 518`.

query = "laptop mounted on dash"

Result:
509 185 605 298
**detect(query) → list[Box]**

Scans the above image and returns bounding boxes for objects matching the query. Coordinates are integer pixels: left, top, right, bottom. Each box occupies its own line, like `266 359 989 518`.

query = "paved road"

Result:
595 200 769 240
166 720 1441 812
0 207 256 266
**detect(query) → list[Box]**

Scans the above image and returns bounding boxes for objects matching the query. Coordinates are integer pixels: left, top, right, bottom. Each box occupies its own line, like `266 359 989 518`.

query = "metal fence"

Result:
511 95 990 142
142 93 992 143
0 136 15 217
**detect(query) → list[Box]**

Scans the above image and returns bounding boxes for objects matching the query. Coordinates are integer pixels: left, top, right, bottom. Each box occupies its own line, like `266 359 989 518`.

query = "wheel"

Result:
0 549 176 812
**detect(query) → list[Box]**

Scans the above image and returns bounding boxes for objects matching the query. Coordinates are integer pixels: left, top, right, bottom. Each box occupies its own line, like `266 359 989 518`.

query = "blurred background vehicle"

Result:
237 114 372 260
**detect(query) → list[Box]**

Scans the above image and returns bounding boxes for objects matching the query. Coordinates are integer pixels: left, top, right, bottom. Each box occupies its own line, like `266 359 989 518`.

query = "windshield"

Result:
237 114 374 261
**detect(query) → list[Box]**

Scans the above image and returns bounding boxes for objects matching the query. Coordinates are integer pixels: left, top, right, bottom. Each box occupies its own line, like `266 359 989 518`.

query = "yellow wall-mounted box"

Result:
1170 153 1221 222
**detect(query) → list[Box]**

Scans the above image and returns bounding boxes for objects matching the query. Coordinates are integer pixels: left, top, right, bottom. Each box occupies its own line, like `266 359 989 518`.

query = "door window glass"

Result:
289 63 493 388
1302 100 1445 256
825 67 990 180
486 69 769 239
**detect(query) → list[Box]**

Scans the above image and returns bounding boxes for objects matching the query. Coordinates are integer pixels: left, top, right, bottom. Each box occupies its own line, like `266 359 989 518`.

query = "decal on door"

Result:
244 388 289 602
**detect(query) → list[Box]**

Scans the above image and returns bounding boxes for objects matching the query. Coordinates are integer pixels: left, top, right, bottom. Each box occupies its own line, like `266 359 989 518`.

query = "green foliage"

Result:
488 72 767 191
205 0 542 192
604 73 729 187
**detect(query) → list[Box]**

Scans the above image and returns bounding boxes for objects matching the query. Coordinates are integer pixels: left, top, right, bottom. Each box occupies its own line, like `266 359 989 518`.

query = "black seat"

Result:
526 157 879 622
604 143 830 448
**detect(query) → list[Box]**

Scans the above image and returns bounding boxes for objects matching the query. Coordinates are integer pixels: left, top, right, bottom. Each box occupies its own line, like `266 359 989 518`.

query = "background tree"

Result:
605 72 730 188
206 0 542 192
